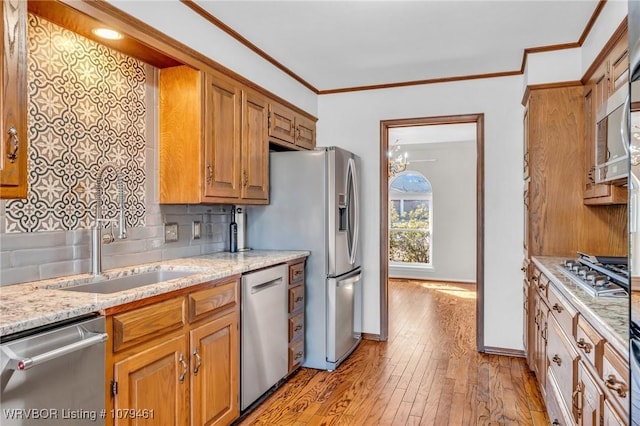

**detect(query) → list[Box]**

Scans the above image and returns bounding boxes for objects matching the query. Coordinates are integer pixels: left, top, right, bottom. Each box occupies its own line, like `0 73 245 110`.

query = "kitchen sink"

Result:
59 270 197 294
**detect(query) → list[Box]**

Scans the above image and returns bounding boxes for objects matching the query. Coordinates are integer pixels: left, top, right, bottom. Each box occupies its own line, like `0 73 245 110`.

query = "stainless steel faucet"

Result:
91 163 127 276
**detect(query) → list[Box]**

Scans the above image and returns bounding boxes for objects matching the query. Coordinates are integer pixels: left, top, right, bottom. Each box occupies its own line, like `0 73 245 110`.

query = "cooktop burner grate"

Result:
556 252 629 298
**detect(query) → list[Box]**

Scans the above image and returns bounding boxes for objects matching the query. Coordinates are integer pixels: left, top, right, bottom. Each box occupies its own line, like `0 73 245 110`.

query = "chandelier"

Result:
388 140 409 177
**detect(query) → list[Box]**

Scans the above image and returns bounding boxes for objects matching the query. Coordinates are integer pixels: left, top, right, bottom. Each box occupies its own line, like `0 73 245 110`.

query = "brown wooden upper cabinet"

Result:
1 0 28 199
268 102 317 150
582 27 628 205
159 65 268 204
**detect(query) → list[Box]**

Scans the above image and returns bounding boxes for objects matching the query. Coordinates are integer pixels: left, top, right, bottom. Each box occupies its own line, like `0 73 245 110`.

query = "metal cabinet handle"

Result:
605 375 627 398
552 303 563 313
572 382 583 420
552 355 562 366
295 296 303 302
552 420 560 426
294 351 303 360
207 164 213 184
576 338 592 354
178 354 188 383
193 348 202 376
242 170 248 187
7 126 18 163
520 267 527 272
294 325 303 332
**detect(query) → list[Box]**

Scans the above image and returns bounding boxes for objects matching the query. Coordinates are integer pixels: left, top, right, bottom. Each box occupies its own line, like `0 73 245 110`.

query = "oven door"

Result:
0 315 107 425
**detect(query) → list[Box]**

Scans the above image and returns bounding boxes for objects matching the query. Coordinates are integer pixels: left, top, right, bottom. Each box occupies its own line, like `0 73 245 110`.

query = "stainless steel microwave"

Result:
595 85 629 184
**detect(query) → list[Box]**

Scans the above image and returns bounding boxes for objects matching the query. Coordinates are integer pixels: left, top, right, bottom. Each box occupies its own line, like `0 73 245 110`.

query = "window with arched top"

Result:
389 171 432 265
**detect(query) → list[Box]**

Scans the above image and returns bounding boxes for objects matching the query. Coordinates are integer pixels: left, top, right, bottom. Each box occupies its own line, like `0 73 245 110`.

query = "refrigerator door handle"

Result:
336 272 362 288
347 158 359 265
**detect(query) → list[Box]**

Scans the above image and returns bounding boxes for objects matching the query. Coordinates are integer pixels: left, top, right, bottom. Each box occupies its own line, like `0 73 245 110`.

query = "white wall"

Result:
317 76 525 350
389 141 477 283
105 0 318 116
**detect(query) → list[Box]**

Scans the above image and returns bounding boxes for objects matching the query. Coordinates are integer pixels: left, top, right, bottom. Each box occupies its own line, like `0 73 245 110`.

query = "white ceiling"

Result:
192 0 599 92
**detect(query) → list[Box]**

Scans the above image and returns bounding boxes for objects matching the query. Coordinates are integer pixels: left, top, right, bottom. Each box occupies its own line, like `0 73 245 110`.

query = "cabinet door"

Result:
190 312 239 426
602 399 626 426
241 90 269 201
0 0 28 199
204 73 241 200
576 362 603 426
534 293 548 392
113 335 189 426
268 102 295 145
295 115 316 150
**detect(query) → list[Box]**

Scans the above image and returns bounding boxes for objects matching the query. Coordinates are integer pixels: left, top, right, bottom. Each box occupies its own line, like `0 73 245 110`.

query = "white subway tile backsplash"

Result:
10 247 75 267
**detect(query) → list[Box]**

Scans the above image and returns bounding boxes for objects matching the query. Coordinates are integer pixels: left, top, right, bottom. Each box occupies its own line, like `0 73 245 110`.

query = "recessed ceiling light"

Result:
92 28 123 40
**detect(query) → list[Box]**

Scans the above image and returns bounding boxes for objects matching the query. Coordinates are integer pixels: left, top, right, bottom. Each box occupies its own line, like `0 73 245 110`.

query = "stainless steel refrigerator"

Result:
246 146 362 371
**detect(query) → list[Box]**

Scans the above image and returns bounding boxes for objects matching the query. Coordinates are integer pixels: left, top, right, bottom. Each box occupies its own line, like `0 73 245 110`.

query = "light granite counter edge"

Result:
0 250 309 337
532 256 629 358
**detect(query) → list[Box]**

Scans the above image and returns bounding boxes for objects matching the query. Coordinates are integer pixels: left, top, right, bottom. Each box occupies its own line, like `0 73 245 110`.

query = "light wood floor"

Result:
238 279 549 425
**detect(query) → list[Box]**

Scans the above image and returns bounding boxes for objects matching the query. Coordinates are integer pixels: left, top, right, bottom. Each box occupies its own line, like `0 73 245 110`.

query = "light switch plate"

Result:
192 221 201 240
164 223 179 242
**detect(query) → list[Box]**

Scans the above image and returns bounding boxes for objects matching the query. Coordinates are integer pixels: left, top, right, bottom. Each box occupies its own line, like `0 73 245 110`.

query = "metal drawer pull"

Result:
552 420 560 426
572 383 583 419
295 296 303 302
7 126 19 163
178 354 188 383
3 330 108 371
552 303 563 313
294 325 303 332
576 338 591 354
193 348 202 376
294 351 303 360
552 355 562 366
605 375 627 398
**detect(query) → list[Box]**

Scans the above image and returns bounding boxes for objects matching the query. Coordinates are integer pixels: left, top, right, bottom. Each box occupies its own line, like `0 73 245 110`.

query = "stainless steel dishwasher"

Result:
241 264 288 411
0 314 107 425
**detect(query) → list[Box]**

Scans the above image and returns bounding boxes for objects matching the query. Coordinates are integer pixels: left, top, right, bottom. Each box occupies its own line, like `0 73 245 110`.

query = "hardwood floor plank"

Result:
237 279 548 426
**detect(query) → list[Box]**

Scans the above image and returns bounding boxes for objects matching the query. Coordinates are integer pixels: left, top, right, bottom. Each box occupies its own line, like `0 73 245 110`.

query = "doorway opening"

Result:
379 114 485 351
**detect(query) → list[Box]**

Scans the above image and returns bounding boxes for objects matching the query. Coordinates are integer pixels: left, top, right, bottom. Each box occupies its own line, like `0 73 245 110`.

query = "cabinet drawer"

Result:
547 315 579 414
545 370 574 426
532 267 549 297
288 339 304 371
289 285 304 313
289 312 304 342
188 279 238 323
602 343 629 418
112 297 186 351
548 284 578 339
575 316 604 375
289 262 305 284
602 398 626 426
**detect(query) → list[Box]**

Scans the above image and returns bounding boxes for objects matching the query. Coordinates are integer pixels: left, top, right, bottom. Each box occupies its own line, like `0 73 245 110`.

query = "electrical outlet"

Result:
193 221 201 240
164 223 179 242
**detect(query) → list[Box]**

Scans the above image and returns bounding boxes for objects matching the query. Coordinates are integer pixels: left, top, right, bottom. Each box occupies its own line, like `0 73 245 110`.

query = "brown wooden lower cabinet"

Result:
526 263 629 426
113 335 189 426
287 259 306 374
106 276 240 426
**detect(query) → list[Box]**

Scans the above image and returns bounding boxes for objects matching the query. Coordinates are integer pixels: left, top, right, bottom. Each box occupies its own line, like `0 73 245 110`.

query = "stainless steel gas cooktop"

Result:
557 252 629 298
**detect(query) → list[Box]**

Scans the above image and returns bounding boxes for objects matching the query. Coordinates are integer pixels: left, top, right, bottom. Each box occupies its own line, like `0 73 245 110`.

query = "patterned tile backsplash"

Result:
0 15 234 287
6 14 146 233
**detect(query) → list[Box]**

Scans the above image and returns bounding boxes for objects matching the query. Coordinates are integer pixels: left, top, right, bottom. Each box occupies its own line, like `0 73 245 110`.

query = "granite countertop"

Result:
0 250 309 337
532 256 629 357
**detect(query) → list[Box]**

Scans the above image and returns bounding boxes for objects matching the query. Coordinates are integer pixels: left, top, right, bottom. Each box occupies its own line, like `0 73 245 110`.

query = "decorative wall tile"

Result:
6 15 146 233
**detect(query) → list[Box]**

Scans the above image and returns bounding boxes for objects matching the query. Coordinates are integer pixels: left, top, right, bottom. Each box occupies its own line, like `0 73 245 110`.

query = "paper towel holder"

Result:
235 206 252 252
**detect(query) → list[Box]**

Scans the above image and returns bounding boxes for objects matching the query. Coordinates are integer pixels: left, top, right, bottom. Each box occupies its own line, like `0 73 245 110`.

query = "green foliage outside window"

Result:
389 203 431 263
